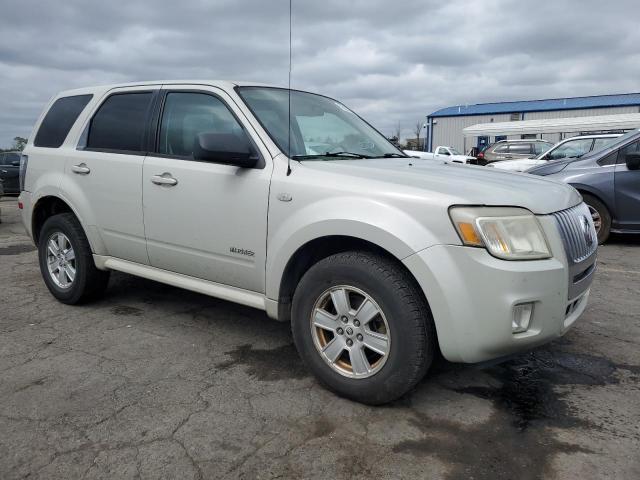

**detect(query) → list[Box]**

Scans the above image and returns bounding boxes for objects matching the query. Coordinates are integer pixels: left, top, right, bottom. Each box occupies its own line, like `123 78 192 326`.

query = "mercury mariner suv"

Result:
18 81 597 404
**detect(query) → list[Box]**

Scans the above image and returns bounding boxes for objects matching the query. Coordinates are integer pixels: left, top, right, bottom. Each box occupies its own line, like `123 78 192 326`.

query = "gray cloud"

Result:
1 0 639 146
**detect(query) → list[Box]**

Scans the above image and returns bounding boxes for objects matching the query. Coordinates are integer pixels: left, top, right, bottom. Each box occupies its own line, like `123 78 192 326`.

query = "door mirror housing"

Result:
193 132 258 168
625 152 640 170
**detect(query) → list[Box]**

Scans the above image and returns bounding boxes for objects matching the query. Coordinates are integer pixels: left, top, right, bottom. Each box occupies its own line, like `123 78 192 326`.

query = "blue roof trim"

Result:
429 93 640 117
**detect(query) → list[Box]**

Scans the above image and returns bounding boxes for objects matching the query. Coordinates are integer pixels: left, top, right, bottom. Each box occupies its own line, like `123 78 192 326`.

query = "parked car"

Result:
404 145 475 164
489 134 621 172
0 151 21 194
476 139 553 164
528 129 640 243
20 81 596 404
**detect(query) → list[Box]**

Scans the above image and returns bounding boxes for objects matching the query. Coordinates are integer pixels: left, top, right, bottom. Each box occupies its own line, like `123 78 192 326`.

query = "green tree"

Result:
12 136 28 151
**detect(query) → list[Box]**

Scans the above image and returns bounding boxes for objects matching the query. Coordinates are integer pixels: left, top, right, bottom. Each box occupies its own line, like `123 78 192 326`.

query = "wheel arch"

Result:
273 234 434 326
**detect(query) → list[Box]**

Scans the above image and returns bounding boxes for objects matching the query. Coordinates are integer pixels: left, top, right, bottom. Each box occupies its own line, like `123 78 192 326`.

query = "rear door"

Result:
142 85 272 292
0 152 20 194
66 86 159 264
614 139 640 231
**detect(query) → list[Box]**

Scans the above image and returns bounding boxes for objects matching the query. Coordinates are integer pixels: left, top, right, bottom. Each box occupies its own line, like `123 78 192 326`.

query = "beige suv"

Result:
478 139 553 164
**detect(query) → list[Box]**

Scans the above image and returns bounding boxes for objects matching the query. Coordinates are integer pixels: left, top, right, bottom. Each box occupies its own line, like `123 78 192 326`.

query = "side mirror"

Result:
625 152 640 170
193 132 258 168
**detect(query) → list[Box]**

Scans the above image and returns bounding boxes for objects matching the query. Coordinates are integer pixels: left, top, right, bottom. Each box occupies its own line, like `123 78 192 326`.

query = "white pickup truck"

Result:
19 80 597 404
404 145 476 164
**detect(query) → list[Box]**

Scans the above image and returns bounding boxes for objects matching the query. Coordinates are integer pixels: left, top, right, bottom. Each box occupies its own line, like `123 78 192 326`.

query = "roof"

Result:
462 113 640 137
57 80 276 97
430 93 640 118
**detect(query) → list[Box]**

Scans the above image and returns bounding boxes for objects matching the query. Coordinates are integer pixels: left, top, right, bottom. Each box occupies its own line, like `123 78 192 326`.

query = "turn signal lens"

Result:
457 222 482 246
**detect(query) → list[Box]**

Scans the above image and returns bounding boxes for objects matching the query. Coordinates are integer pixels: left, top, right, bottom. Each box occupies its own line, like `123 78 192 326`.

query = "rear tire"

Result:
291 251 435 405
38 213 110 304
581 193 611 244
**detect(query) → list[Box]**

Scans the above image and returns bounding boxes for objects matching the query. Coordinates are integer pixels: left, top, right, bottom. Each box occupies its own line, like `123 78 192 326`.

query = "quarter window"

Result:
33 94 93 148
158 92 244 158
618 140 640 164
87 92 154 152
493 144 509 153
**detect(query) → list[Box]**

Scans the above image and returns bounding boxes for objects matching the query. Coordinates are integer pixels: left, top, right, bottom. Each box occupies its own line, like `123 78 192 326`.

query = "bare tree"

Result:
414 121 422 144
394 122 401 144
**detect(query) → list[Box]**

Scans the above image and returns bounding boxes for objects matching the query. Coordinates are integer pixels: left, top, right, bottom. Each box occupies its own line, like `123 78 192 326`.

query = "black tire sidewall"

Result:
291 253 431 404
38 215 91 304
582 194 611 243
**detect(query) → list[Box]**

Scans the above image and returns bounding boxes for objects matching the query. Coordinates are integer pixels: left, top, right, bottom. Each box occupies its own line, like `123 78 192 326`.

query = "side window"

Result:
33 94 93 148
158 92 244 158
4 153 20 165
617 140 640 164
597 151 618 166
87 92 154 153
533 142 551 155
508 143 531 154
0 154 6 166
493 144 508 153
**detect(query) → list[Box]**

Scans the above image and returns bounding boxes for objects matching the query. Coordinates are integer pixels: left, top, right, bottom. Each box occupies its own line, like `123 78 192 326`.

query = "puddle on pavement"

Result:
215 343 309 381
0 243 35 255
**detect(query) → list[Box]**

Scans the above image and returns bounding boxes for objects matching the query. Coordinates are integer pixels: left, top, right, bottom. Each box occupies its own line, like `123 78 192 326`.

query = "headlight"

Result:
449 206 551 260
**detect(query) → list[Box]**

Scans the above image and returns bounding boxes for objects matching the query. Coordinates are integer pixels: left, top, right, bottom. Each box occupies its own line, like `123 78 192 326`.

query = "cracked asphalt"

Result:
1 197 639 479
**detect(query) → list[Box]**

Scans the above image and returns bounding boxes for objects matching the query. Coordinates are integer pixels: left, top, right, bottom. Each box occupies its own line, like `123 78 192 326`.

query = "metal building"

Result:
425 93 640 154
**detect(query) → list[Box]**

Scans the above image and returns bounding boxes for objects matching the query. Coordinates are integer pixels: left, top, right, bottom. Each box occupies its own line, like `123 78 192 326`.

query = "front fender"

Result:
265 196 451 301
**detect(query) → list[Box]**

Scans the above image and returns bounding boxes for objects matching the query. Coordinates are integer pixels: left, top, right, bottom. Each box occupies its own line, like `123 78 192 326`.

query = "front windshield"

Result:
582 129 640 158
237 87 404 159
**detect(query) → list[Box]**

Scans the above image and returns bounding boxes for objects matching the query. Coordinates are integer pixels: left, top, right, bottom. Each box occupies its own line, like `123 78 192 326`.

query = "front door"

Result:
142 86 272 293
615 139 640 231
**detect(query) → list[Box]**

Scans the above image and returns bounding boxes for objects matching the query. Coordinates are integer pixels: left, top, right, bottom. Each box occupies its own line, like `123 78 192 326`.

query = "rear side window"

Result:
33 94 93 148
493 144 509 153
1 153 20 165
508 143 532 154
87 92 154 153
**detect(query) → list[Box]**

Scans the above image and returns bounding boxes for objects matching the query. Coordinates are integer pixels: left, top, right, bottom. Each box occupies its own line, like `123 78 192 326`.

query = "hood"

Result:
299 158 581 215
491 158 543 171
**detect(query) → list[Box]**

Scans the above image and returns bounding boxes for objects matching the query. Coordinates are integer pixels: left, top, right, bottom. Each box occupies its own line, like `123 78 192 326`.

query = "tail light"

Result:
477 151 484 159
19 154 28 192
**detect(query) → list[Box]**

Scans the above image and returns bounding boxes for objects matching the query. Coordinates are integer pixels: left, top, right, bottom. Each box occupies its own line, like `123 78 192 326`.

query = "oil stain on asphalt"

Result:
216 343 310 381
392 346 640 480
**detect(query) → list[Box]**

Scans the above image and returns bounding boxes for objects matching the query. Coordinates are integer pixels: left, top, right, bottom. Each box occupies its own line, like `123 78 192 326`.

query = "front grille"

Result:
552 203 598 264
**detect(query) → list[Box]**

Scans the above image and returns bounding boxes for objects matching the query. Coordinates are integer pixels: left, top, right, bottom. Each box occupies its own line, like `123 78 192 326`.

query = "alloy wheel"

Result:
46 232 76 289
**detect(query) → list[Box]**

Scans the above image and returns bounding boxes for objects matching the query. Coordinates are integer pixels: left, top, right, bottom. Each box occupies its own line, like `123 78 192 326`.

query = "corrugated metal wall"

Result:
432 113 512 152
432 105 640 152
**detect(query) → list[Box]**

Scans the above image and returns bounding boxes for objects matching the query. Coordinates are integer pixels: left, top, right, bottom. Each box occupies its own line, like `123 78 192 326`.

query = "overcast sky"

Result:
1 0 639 146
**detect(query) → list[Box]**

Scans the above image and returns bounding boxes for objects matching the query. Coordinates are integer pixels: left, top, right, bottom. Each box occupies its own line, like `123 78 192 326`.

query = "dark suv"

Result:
0 151 21 195
477 139 553 164
528 129 640 243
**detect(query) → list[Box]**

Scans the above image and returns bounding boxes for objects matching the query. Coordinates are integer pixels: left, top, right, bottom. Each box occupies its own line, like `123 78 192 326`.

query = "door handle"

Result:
1 169 7 174
71 163 91 175
151 173 178 186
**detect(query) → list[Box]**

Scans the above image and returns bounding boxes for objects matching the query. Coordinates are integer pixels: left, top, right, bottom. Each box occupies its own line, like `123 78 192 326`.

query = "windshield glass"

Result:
448 147 461 155
582 129 640 158
237 87 403 159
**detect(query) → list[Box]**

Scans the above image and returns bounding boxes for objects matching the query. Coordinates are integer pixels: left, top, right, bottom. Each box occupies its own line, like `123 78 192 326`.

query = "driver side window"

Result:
158 92 243 158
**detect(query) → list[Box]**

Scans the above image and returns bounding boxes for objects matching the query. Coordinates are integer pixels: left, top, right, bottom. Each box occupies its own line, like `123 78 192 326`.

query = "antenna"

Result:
286 0 292 176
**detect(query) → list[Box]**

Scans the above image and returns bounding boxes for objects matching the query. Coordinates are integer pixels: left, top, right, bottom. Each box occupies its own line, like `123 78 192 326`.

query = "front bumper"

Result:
403 214 595 363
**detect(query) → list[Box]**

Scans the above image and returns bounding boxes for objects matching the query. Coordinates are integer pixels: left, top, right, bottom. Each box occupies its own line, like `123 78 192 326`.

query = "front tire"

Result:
38 213 110 304
581 193 611 244
291 251 435 405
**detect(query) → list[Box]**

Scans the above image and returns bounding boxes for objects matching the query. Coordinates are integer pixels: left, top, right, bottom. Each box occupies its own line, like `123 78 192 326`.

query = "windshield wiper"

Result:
379 153 408 158
292 151 372 159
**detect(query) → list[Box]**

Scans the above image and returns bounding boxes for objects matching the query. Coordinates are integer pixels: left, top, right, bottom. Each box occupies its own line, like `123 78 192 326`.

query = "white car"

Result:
490 134 622 172
19 81 597 404
404 146 475 164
